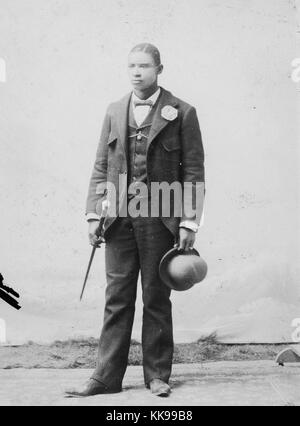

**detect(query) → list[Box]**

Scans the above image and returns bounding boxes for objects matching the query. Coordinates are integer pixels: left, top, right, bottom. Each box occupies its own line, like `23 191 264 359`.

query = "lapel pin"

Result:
161 105 178 121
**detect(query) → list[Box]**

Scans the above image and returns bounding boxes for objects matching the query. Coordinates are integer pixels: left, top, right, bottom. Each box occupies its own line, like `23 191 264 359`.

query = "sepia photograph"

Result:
0 0 299 410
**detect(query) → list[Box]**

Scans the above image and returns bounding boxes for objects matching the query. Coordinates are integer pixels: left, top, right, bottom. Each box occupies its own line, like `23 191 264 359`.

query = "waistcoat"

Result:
127 98 159 199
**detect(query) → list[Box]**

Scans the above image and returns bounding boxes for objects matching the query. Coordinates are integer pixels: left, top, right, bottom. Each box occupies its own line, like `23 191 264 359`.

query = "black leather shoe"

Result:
149 379 171 397
65 379 121 398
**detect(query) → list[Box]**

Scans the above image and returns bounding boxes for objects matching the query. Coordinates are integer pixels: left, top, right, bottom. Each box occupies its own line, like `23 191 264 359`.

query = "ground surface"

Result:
1 361 300 406
0 338 293 369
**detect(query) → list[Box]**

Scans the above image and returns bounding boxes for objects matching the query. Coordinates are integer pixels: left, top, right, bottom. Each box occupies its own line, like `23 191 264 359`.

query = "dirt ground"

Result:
1 338 299 406
1 361 300 406
0 337 293 369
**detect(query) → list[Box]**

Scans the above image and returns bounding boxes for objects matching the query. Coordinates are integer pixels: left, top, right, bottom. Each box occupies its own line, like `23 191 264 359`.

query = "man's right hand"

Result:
88 220 105 247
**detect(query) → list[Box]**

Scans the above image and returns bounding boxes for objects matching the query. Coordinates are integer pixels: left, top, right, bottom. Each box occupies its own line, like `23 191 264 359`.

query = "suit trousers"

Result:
91 213 175 389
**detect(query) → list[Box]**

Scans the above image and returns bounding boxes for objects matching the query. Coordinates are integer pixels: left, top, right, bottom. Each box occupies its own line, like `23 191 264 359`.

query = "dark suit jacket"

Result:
86 87 205 237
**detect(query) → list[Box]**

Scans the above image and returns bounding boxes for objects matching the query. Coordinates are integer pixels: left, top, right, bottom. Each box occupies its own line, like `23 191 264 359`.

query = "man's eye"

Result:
128 64 150 69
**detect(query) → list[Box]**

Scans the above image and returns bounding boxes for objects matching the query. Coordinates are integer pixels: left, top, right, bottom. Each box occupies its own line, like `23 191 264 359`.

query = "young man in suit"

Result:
66 43 205 398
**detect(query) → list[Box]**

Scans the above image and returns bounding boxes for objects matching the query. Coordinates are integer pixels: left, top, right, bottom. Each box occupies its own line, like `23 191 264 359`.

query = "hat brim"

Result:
159 247 200 291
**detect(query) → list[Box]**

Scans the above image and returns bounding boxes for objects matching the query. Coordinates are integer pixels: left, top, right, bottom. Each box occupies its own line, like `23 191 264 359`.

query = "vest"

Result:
127 98 159 199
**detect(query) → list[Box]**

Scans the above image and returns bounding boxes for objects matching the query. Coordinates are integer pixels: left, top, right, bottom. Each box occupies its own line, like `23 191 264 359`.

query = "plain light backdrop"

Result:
0 0 299 344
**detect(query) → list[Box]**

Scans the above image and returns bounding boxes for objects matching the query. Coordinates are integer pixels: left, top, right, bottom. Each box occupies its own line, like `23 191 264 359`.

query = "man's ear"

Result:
157 64 164 75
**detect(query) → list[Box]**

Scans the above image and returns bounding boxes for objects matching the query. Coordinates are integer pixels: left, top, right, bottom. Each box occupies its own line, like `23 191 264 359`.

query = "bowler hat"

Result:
159 247 207 291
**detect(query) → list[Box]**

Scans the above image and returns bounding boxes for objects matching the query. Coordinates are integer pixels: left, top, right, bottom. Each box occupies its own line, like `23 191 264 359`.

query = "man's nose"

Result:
132 67 141 76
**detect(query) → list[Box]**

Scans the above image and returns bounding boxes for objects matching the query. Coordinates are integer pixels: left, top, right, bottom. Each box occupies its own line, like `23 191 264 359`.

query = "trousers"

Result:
91 214 175 388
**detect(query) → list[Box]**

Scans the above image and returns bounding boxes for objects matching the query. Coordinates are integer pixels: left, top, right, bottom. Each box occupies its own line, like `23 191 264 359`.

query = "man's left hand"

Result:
177 227 196 252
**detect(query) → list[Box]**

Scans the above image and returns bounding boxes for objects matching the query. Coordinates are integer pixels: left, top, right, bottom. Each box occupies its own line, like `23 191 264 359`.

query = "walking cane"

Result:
80 203 108 301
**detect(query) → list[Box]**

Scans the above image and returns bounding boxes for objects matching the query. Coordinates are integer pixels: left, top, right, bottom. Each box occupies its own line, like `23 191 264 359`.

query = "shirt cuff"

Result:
179 220 199 233
86 213 100 222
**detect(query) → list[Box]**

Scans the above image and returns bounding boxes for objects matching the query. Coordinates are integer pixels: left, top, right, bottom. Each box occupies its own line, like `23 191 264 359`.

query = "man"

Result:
66 43 205 398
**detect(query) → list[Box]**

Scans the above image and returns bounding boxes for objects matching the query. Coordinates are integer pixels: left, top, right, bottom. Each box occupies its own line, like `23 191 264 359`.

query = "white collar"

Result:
132 87 161 107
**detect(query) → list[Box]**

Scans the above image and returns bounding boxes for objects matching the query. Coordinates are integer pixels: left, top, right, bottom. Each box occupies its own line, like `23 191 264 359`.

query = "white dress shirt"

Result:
132 87 161 126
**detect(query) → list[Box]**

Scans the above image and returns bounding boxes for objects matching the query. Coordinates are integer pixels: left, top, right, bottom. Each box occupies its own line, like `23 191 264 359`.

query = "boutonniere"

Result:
161 105 178 121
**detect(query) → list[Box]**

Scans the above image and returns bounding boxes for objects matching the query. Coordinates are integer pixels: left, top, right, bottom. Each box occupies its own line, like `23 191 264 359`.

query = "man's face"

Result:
128 51 161 91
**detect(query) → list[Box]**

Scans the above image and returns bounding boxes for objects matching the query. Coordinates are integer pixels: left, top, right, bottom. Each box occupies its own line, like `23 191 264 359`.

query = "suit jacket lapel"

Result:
116 92 131 154
147 88 179 150
113 88 179 155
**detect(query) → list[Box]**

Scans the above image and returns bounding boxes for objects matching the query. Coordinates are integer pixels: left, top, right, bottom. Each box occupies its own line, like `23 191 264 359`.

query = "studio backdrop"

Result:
0 0 299 344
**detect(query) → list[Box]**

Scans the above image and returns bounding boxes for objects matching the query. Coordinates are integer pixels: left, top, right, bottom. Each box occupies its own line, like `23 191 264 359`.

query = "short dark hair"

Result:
130 43 161 66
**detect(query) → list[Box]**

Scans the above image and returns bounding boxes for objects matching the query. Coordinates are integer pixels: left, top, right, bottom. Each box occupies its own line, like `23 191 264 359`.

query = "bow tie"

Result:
133 99 153 108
